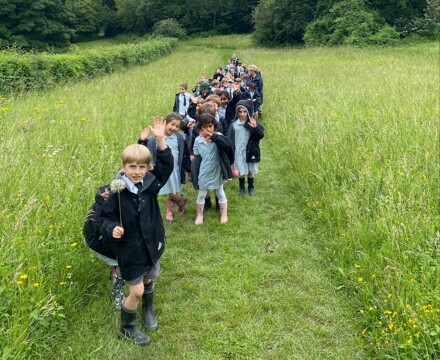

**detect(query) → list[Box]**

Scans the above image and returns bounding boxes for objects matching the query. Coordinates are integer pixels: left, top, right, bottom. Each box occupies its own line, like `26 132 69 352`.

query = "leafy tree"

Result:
253 0 317 45
0 0 74 49
152 18 186 39
304 0 399 45
66 0 120 41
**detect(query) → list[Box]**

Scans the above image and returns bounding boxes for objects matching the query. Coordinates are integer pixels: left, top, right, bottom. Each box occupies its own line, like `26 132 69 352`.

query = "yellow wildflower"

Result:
71 242 78 247
19 274 28 279
357 277 363 282
66 265 72 269
33 283 40 287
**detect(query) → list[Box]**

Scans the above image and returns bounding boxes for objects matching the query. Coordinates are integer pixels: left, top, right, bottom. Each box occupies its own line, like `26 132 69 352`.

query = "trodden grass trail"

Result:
41 40 365 359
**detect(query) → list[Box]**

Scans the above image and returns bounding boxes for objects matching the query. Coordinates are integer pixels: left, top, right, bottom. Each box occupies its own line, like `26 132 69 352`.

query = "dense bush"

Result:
304 0 399 45
253 0 317 46
0 37 178 96
152 19 187 39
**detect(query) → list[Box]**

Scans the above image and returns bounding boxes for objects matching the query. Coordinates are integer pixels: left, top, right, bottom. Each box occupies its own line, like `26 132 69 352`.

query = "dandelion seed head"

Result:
111 179 126 193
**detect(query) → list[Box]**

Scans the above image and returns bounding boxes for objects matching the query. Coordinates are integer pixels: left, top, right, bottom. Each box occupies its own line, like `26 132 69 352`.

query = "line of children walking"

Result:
85 54 265 346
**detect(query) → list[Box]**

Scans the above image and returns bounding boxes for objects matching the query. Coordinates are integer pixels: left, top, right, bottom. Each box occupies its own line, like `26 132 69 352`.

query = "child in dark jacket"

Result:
100 117 173 346
228 100 264 196
191 113 233 224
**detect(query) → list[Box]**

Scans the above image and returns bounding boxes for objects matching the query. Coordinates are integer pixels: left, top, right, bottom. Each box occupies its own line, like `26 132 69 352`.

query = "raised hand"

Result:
200 129 212 142
150 116 167 150
249 116 257 128
149 116 166 138
139 127 150 141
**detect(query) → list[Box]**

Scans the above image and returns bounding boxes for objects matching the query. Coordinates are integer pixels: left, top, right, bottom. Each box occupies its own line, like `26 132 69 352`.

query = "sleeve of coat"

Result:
247 122 265 141
100 193 120 243
151 147 174 186
211 132 234 164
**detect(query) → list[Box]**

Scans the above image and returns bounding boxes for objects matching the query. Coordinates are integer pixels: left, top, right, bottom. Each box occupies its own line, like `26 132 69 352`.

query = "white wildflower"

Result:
110 179 125 193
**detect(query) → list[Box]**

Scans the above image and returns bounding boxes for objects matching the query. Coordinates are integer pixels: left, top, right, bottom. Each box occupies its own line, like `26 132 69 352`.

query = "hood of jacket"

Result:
235 99 254 119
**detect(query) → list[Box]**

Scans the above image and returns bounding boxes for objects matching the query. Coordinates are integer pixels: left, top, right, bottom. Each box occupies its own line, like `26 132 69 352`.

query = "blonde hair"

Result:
248 65 258 72
121 144 153 170
204 94 221 108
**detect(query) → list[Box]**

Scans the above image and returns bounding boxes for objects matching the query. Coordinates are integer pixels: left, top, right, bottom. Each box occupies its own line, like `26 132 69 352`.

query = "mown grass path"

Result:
47 38 365 359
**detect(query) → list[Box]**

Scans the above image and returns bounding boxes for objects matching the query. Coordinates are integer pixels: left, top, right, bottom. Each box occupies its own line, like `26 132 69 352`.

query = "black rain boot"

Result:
239 178 246 196
142 282 158 331
204 196 212 212
118 306 151 346
248 177 254 196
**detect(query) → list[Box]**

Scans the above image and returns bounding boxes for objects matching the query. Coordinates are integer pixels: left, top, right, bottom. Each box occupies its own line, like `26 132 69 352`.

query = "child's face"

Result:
220 95 229 107
122 162 148 184
200 123 215 133
238 107 248 122
179 86 186 94
165 119 181 136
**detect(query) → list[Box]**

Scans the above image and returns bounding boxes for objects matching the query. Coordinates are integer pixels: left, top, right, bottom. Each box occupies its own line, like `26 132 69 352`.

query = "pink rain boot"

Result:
165 200 174 223
195 203 204 225
219 202 228 224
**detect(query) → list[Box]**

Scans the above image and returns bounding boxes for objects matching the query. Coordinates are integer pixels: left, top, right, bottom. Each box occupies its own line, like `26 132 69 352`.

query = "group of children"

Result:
87 55 265 345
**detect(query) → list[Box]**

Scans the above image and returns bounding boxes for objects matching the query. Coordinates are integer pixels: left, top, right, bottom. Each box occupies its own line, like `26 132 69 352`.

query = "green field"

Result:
0 36 438 359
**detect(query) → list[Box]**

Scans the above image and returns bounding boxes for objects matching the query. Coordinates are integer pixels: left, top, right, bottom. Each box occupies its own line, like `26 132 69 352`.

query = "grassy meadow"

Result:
0 35 438 359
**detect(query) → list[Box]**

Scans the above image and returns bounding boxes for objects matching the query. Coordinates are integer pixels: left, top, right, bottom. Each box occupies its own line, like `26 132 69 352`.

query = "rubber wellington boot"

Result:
195 203 204 225
110 271 125 310
165 200 174 223
219 202 228 224
204 196 212 212
118 307 151 346
142 287 158 331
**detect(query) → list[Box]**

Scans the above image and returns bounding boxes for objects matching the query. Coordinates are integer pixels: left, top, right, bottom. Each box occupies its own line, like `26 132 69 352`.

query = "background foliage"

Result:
0 0 437 49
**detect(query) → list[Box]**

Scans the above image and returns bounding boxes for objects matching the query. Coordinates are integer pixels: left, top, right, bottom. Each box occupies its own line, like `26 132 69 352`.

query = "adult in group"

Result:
246 65 263 105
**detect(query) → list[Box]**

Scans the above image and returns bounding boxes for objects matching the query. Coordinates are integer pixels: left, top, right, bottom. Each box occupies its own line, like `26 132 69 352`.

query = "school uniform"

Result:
100 147 173 282
173 92 191 116
191 133 233 190
228 100 264 176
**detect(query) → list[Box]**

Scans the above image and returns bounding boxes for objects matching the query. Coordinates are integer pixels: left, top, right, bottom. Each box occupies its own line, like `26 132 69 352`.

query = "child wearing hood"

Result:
228 100 264 196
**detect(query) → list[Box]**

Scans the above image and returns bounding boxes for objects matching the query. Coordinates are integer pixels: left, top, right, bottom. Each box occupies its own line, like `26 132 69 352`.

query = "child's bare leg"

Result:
124 283 144 310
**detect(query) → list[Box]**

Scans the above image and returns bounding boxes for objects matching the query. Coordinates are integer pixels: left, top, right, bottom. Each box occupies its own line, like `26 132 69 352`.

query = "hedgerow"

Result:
0 37 178 96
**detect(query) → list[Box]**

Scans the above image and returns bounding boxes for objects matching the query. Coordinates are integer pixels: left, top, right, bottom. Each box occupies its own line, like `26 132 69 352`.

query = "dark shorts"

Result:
125 260 160 286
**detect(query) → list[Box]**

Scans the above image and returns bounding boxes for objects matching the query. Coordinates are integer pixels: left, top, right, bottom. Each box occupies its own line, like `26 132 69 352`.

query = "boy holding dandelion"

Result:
100 116 173 346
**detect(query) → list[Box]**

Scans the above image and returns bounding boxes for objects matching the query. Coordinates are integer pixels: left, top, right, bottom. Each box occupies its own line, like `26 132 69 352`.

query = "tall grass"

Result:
0 37 437 359
261 45 439 358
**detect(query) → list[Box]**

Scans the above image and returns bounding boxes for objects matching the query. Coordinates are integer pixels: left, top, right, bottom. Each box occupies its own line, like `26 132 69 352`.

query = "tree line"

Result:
0 0 437 50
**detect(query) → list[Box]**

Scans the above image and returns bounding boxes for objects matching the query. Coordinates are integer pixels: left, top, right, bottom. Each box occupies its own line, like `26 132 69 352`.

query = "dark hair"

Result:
180 83 188 89
197 113 216 128
164 112 182 125
218 90 230 100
